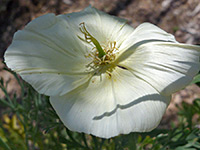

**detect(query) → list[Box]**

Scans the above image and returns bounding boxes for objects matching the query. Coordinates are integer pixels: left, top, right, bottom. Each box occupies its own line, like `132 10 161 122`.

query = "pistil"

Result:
79 22 106 58
78 22 119 73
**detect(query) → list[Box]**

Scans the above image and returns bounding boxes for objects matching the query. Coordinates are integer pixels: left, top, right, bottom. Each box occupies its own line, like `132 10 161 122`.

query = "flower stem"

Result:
130 133 138 150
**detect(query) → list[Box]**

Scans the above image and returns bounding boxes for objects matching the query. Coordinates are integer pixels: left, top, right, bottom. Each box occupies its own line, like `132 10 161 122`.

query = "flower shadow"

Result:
93 93 169 120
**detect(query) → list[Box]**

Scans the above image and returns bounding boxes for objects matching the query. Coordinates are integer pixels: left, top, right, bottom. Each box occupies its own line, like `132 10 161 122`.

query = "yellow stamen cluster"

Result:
79 22 118 71
89 41 118 65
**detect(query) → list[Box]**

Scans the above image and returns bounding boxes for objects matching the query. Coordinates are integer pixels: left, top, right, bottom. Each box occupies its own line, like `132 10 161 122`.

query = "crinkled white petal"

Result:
119 23 177 52
4 7 135 96
5 13 93 96
50 67 170 138
59 6 134 49
117 42 200 95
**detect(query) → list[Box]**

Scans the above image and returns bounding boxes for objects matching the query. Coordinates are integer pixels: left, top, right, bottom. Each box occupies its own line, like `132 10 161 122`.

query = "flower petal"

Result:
5 7 135 96
50 67 170 138
117 42 200 95
119 23 177 52
4 13 93 96
60 6 134 49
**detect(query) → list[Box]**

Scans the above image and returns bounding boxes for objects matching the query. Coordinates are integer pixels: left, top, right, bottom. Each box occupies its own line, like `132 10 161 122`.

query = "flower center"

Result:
78 22 118 72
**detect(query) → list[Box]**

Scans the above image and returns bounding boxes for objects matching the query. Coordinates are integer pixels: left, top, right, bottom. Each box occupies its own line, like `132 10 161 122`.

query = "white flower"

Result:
4 6 200 138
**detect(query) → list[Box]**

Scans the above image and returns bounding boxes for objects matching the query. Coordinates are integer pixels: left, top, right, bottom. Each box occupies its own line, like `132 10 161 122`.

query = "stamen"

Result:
79 23 119 75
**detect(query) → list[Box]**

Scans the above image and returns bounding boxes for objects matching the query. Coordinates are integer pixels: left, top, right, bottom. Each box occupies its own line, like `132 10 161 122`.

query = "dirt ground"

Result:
0 0 200 128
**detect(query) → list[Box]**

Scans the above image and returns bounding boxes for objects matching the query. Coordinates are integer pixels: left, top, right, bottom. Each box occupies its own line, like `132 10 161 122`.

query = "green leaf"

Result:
191 74 200 84
0 136 11 150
